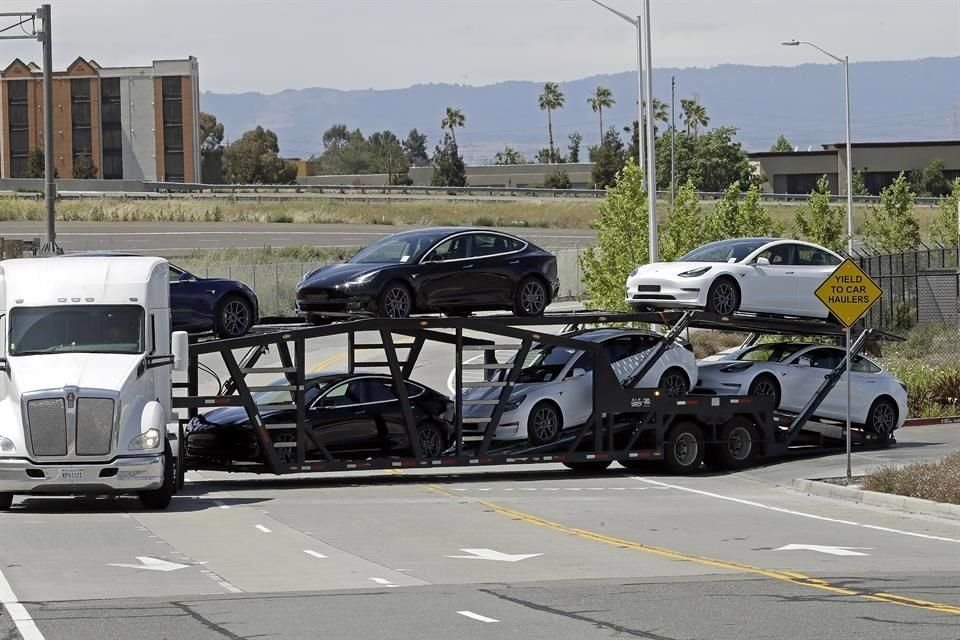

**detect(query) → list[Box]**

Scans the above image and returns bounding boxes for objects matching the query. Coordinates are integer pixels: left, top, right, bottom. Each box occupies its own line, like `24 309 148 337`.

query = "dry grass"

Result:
687 330 749 360
862 452 960 505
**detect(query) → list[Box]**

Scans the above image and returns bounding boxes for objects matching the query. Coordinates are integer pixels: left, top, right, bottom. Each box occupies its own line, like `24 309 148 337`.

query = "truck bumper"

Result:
0 455 165 494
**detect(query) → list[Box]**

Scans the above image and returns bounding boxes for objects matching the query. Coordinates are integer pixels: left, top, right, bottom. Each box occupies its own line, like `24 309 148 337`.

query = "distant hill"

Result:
201 57 960 165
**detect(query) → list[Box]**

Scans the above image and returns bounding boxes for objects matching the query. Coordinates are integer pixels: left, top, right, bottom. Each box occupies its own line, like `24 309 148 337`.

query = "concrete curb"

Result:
903 416 960 427
790 478 960 520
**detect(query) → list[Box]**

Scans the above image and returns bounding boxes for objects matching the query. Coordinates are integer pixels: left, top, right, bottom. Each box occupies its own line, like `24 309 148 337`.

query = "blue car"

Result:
168 263 259 337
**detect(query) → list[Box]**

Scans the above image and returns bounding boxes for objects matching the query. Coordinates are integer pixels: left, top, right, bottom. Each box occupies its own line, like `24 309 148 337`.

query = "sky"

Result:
0 0 957 94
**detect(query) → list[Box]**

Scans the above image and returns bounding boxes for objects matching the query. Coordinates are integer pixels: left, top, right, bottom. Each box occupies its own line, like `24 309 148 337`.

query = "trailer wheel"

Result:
138 444 175 510
748 374 781 408
664 421 705 474
711 417 759 470
527 401 562 446
563 460 612 473
0 493 12 510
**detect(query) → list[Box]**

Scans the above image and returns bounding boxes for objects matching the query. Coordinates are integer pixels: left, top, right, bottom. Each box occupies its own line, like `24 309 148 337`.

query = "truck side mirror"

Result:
172 331 189 372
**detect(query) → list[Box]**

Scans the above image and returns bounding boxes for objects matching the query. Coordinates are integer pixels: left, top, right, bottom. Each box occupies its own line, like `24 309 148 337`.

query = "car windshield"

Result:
9 305 144 356
349 232 446 264
253 380 321 406
736 343 808 362
513 344 578 383
679 239 772 263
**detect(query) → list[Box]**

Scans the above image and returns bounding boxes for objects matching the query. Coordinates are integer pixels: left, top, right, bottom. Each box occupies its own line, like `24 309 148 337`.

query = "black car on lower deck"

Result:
295 227 559 320
185 373 452 465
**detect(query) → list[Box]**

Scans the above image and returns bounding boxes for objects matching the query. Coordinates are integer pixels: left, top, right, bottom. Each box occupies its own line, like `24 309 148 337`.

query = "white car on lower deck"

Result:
461 328 698 445
626 238 844 318
695 342 907 436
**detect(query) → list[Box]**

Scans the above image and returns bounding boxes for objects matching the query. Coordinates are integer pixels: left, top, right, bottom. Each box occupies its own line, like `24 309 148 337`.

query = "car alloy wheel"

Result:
273 432 297 465
520 280 546 316
221 298 252 337
869 400 897 434
529 403 561 444
748 375 780 407
418 423 445 458
383 286 411 319
660 370 689 398
709 281 738 315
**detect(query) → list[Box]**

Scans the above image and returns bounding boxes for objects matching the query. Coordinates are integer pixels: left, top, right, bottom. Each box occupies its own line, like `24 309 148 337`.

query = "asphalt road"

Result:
0 221 597 256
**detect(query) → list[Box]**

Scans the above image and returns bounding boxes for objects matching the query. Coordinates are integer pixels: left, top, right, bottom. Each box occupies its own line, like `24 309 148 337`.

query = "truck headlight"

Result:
129 428 161 451
0 436 15 453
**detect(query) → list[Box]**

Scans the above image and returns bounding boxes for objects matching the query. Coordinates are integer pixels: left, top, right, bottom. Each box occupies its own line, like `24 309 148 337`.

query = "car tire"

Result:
664 421 705 474
527 401 562 446
711 417 759 470
377 281 413 319
706 277 740 316
563 460 612 473
215 294 254 338
0 493 12 510
138 444 175 510
274 431 297 465
514 276 548 317
866 397 898 438
748 374 781 408
659 368 690 398
417 421 446 458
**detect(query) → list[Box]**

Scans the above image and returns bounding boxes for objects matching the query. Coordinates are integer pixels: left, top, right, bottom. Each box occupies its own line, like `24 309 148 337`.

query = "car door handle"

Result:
784 271 795 275
508 260 519 265
462 264 475 270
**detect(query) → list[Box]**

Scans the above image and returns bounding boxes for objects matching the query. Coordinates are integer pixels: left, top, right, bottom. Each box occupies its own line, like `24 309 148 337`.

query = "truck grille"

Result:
27 398 67 456
75 398 115 456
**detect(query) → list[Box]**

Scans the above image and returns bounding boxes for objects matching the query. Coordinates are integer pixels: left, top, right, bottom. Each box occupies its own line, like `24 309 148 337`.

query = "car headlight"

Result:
346 271 378 286
678 266 711 278
504 394 527 412
629 267 641 278
0 436 15 453
129 428 161 451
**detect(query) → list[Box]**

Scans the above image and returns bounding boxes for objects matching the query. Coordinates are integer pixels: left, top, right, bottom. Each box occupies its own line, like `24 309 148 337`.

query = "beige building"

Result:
0 56 200 182
750 140 960 195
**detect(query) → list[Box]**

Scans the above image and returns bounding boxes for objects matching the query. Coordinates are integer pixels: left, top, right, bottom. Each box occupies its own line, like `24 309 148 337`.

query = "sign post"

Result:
814 259 883 480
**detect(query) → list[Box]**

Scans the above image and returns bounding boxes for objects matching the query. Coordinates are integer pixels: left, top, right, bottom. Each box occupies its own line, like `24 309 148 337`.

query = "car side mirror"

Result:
794 357 811 368
570 367 587 378
179 272 195 282
755 257 770 266
427 253 443 263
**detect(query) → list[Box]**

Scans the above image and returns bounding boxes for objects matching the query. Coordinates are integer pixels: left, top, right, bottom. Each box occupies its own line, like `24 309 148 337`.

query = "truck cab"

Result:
0 256 187 510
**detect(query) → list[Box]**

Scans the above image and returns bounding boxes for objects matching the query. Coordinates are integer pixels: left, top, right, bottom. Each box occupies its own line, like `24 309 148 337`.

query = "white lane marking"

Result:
0 568 45 640
108 556 189 572
457 610 499 623
213 500 230 509
634 477 960 544
304 550 328 559
776 544 872 557
369 577 398 587
255 525 272 533
448 354 485 395
447 548 542 562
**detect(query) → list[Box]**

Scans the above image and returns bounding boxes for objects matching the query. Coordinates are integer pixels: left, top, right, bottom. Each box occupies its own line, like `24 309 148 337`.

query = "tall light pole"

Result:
782 39 853 254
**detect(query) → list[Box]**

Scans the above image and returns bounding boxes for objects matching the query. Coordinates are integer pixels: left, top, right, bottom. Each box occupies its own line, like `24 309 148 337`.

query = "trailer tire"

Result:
664 421 705 474
138 445 175 510
563 460 612 473
748 374 781 408
527 401 562 446
711 417 759 470
0 493 12 510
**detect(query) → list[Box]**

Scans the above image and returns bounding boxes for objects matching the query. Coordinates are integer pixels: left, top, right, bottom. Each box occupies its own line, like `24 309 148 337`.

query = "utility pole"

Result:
38 4 57 254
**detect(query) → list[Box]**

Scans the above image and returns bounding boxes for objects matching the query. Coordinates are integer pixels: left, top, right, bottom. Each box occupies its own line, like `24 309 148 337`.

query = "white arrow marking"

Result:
458 611 499 623
108 556 189 572
303 550 327 559
447 548 542 562
775 544 872 557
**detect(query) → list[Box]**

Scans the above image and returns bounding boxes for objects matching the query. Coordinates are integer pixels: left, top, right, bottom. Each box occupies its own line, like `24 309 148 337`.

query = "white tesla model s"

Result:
625 238 844 318
695 341 907 437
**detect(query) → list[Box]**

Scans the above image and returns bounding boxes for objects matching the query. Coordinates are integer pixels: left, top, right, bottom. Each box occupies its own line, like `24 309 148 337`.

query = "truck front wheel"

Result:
0 493 12 510
138 445 175 510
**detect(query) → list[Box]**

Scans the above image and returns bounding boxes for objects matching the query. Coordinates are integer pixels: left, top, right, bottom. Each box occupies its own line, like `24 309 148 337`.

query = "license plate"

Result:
60 469 83 480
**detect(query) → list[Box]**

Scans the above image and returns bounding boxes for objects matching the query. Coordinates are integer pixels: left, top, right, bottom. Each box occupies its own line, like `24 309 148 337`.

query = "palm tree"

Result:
441 107 465 146
649 98 669 128
681 98 709 136
538 82 565 163
587 86 615 144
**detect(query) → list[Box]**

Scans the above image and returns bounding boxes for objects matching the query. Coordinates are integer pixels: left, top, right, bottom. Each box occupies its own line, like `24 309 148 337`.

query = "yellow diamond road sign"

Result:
815 259 883 327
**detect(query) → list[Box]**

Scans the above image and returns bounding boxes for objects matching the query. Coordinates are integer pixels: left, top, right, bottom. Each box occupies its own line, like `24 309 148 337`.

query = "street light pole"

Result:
782 39 852 253
642 0 657 261
39 4 58 254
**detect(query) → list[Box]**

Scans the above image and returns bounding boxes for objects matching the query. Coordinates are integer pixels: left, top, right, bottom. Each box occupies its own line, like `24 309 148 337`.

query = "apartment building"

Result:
0 56 200 182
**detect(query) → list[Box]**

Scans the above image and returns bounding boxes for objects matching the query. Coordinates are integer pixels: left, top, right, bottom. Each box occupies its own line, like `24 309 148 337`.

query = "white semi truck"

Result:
0 255 188 510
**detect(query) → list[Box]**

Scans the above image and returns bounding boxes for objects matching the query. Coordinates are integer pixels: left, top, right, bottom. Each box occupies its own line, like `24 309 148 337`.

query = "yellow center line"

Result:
427 484 960 616
307 353 348 373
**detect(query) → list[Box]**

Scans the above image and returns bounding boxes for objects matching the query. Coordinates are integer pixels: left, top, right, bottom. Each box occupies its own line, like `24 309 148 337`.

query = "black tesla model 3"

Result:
185 373 453 465
295 227 559 320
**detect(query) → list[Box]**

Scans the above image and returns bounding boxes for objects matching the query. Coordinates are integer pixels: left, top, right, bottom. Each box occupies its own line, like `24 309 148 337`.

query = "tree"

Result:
538 82 565 163
368 130 411 184
704 182 780 241
680 98 709 135
199 112 225 183
926 178 960 246
72 155 97 179
851 170 869 196
322 123 350 151
590 126 625 189
794 175 845 252
431 131 466 187
770 134 793 152
222 126 298 184
494 146 526 165
26 147 45 178
579 158 648 310
909 158 951 197
441 107 465 146
403 128 430 167
654 127 757 192
567 132 582 163
646 98 669 128
544 169 571 189
863 172 920 252
660 179 707 261
587 86 615 144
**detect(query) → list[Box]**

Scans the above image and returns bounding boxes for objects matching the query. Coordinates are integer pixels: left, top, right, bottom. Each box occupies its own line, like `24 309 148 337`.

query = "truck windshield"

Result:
9 305 145 356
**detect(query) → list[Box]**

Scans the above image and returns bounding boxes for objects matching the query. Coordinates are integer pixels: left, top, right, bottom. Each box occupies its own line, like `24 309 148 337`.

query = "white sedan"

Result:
626 238 843 318
695 342 907 436
461 328 698 446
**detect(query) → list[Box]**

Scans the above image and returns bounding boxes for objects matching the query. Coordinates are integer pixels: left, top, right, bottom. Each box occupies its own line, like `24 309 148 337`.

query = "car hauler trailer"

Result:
175 310 900 477
0 256 189 510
